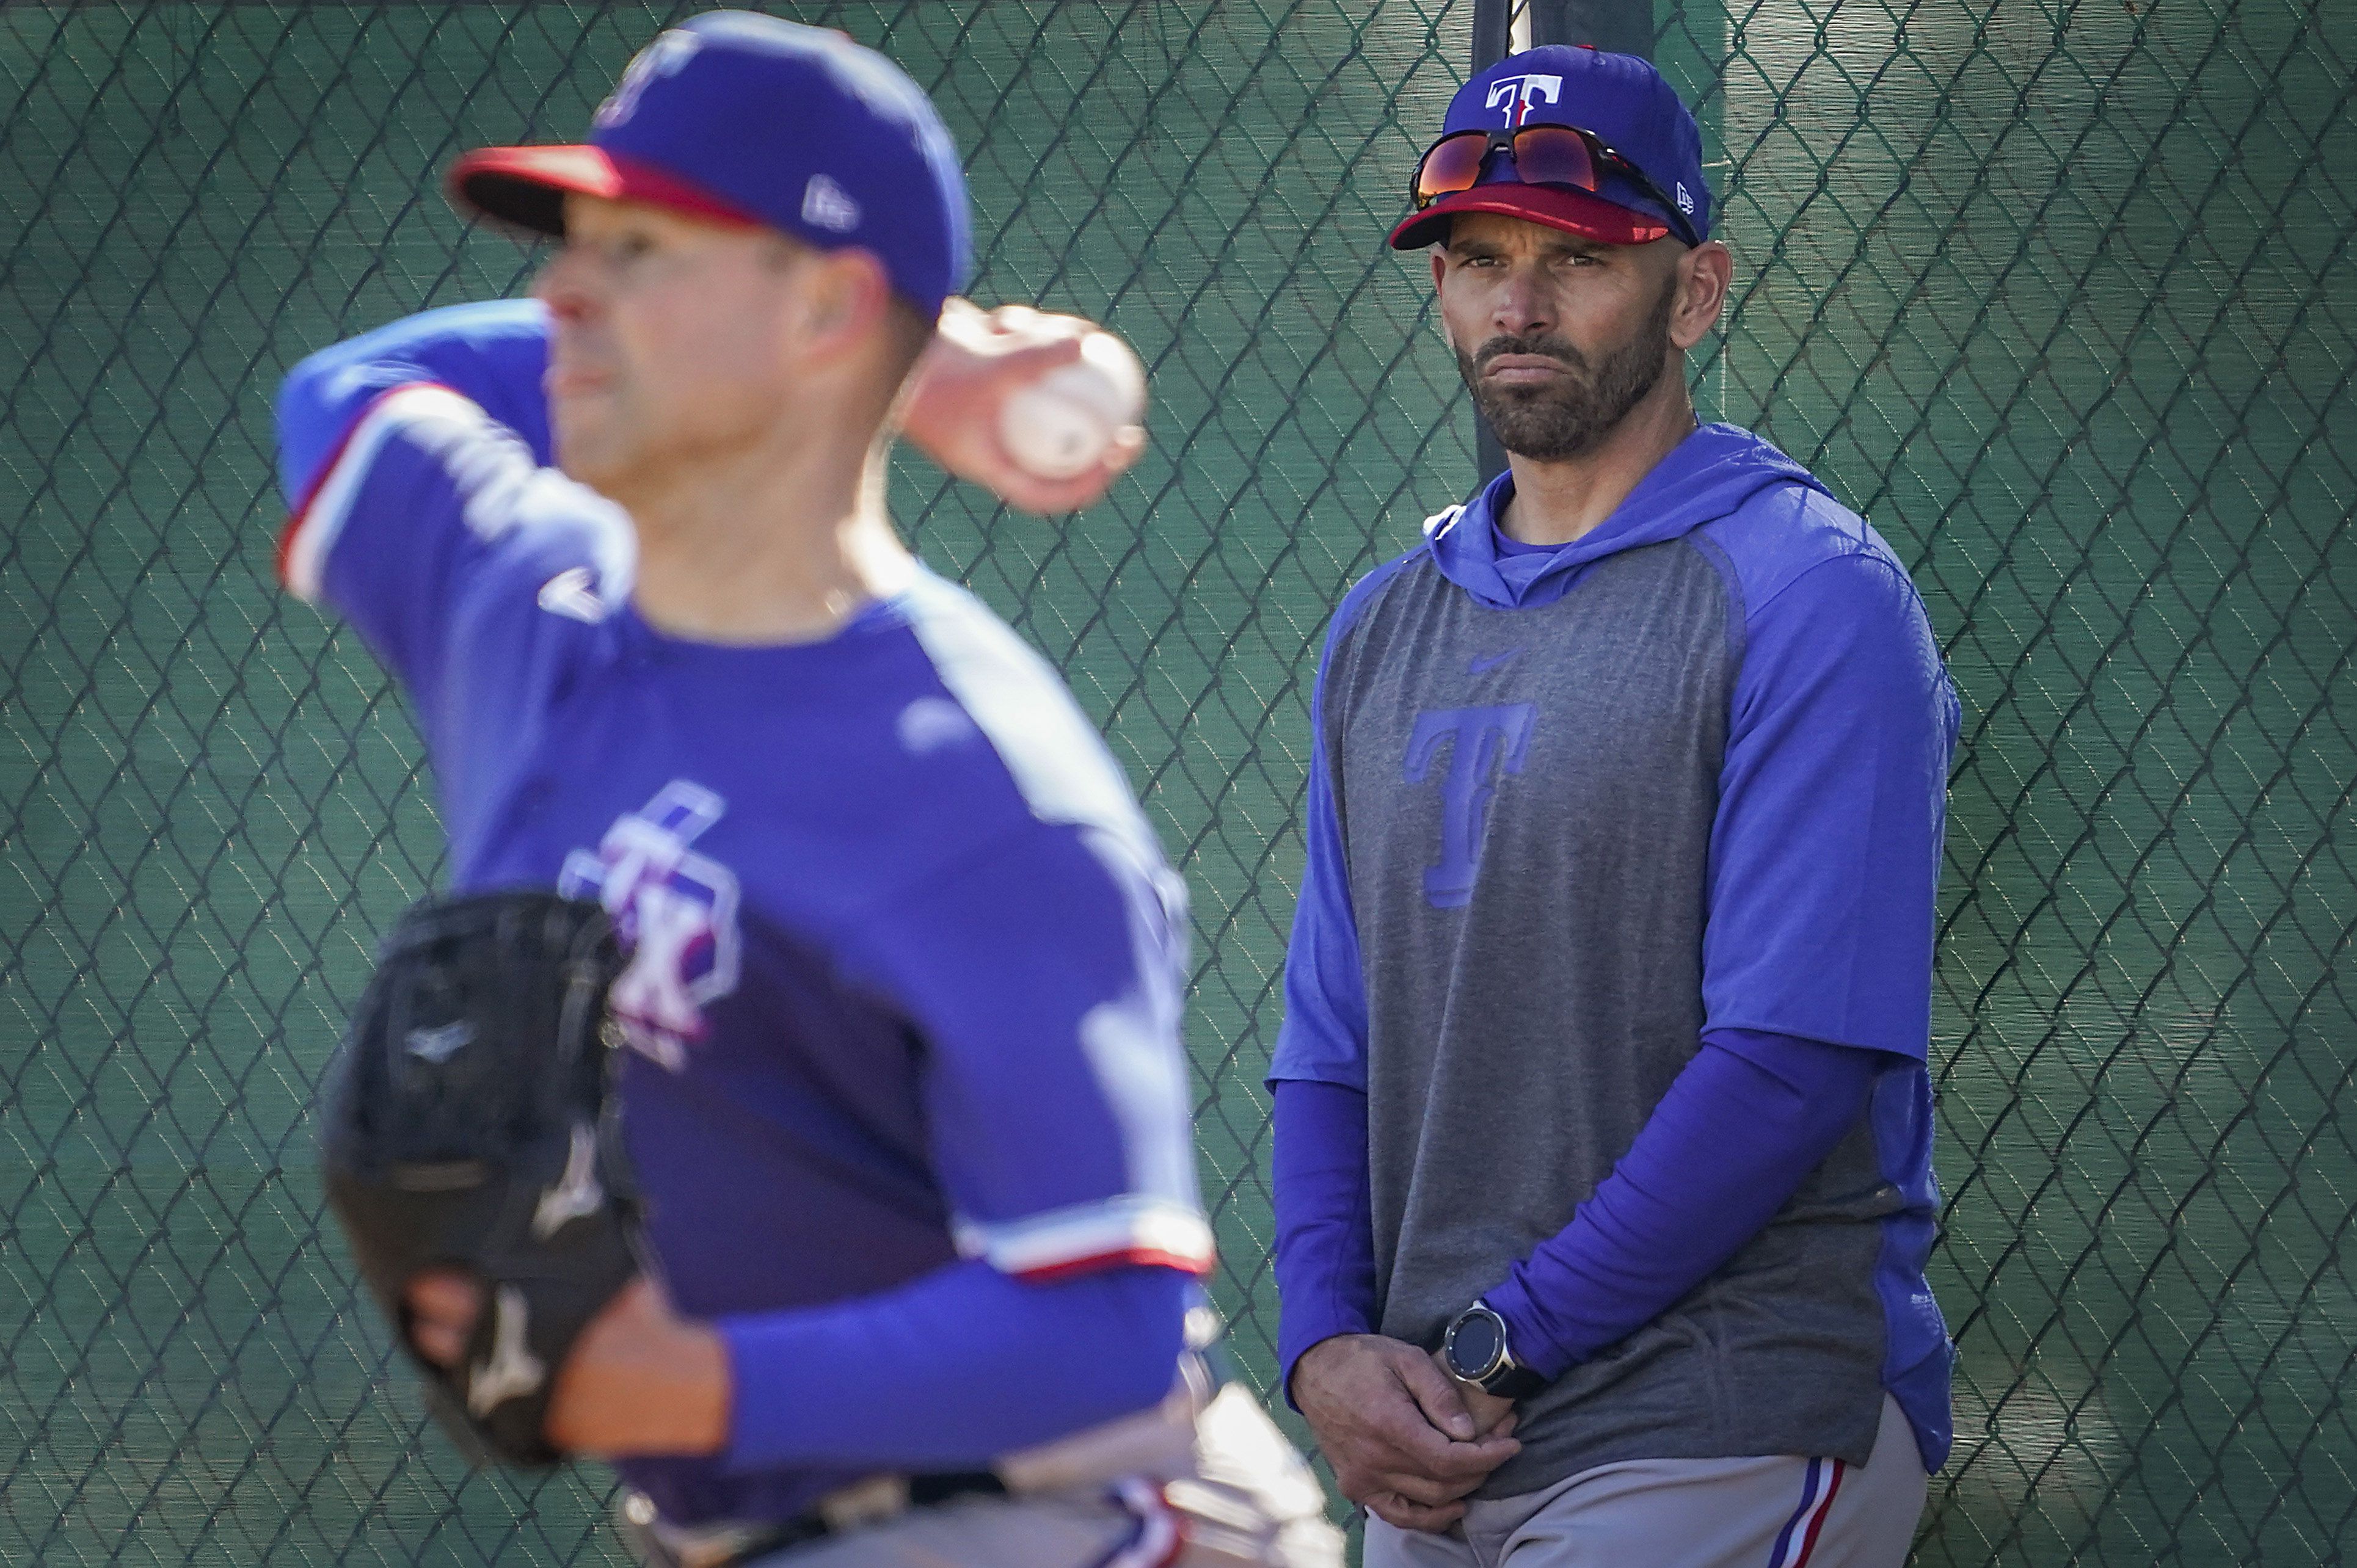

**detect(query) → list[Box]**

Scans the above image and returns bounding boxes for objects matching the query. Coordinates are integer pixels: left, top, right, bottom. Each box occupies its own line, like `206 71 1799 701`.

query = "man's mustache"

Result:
1471 333 1590 376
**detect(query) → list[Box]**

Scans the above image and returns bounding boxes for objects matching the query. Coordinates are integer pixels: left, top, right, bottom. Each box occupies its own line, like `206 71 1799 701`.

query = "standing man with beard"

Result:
1269 47 1959 1566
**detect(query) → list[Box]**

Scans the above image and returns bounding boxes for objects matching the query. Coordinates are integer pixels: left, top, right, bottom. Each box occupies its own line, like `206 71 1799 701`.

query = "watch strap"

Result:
1479 1358 1548 1399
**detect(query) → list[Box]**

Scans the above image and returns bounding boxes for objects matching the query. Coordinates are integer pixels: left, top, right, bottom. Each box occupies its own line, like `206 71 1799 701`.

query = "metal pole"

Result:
1537 1 1655 57
1467 1 1656 486
1468 0 1514 485
1470 0 1514 72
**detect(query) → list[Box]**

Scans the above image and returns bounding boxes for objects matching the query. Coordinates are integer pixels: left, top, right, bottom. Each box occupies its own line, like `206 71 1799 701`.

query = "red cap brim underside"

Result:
1388 182 1669 250
445 144 765 237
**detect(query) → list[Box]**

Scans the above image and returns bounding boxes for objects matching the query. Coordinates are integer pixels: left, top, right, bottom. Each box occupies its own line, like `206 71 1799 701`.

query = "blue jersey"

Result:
278 302 1212 1517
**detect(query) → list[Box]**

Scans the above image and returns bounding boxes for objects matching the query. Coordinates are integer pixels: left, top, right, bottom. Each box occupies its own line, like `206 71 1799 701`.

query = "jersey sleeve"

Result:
850 822 1216 1282
711 1259 1188 1473
1484 1029 1881 1377
1268 689 1368 1090
1703 546 1961 1058
274 303 630 710
1269 557 1416 1091
277 300 556 502
1270 1076 1377 1402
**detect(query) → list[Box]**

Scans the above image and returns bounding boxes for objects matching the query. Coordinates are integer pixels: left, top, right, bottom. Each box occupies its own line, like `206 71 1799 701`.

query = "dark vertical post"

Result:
1540 1 1655 57
1470 0 1514 68
1468 0 1514 485
1468 1 1656 486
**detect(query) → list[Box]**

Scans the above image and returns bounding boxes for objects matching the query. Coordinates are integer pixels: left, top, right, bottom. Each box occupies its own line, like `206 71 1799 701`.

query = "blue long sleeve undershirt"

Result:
1272 1072 1379 1401
1271 1027 1882 1397
718 1259 1189 1472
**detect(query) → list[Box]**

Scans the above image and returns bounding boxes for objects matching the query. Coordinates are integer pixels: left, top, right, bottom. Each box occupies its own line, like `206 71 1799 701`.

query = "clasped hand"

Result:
1289 1334 1521 1534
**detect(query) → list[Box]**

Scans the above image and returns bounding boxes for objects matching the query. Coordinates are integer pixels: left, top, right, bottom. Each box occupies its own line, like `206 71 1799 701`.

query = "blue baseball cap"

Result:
448 12 969 317
1390 46 1710 250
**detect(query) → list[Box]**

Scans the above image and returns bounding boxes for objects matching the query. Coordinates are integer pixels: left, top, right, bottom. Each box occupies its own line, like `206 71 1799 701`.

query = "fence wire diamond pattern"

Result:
1 1 2350 1563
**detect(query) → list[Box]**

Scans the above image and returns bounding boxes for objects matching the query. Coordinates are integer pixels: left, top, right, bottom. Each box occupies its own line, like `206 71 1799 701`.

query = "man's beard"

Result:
1455 275 1678 463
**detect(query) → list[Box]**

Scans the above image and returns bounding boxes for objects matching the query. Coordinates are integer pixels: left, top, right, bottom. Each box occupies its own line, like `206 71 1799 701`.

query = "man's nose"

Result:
1490 261 1555 338
532 248 599 322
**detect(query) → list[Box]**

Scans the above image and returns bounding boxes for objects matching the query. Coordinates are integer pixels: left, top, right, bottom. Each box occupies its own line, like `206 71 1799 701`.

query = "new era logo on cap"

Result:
800 173 861 233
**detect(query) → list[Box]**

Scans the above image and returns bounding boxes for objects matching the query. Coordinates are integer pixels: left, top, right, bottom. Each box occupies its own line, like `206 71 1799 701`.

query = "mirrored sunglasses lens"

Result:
1415 134 1490 205
1510 126 1601 191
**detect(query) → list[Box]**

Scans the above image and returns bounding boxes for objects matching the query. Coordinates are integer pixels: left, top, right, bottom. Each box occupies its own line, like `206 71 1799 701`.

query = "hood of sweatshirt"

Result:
1425 422 1831 611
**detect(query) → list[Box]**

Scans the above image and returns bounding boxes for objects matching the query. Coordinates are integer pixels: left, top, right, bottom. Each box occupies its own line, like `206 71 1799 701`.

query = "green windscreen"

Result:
2 3 2348 1562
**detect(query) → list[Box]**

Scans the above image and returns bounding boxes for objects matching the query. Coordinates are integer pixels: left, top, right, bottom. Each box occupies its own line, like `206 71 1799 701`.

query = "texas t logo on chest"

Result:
559 780 743 1071
1403 705 1539 909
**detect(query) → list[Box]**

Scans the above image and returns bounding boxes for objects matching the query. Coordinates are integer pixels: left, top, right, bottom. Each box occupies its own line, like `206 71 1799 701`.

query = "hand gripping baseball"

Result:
900 299 1148 515
320 891 643 1468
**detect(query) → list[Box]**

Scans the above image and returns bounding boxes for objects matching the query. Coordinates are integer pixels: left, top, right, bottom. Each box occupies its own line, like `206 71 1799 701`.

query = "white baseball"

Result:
997 331 1146 482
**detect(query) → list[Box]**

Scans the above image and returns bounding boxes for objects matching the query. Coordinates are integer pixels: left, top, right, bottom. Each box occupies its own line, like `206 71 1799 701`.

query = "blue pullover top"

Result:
1271 429 1960 1492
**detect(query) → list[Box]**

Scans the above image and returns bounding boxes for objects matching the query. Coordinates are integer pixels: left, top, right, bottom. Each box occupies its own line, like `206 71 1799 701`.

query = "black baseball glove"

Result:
320 889 643 1468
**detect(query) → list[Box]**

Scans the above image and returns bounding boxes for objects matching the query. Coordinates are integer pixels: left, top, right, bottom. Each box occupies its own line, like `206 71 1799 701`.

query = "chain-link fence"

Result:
2 1 2350 1563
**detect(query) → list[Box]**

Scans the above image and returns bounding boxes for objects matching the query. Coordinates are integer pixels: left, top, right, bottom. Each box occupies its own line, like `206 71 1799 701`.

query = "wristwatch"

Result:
1441 1299 1548 1399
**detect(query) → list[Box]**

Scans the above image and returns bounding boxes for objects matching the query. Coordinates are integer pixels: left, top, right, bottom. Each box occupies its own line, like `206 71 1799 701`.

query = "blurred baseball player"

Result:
275 13 1339 1566
1270 46 1959 1566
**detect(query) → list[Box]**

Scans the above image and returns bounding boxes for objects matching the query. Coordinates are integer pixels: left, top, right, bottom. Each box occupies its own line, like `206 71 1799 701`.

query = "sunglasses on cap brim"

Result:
1411 123 1702 248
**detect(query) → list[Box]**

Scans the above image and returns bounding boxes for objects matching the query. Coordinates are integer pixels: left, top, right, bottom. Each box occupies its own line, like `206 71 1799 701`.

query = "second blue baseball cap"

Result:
1390 46 1710 250
448 11 969 317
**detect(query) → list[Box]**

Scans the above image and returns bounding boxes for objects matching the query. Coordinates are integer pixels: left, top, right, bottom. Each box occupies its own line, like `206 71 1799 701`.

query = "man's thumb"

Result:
1399 1353 1477 1441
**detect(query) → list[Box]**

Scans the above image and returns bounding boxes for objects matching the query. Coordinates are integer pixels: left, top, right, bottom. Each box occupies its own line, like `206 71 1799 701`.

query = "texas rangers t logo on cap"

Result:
1485 73 1563 126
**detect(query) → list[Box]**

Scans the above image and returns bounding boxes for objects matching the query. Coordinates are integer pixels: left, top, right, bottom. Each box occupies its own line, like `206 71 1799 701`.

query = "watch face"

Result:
1448 1311 1505 1379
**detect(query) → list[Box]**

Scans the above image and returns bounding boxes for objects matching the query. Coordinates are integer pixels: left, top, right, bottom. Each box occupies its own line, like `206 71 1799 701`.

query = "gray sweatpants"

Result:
743 1385 1346 1567
1364 1395 1926 1568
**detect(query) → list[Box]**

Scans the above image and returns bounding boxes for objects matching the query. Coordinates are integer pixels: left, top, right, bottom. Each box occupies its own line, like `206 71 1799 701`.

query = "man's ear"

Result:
795 248 894 360
1430 250 1458 355
1670 240 1733 352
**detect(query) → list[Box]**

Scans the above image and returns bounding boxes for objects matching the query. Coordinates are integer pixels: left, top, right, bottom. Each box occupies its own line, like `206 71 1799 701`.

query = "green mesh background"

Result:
2 1 2350 1563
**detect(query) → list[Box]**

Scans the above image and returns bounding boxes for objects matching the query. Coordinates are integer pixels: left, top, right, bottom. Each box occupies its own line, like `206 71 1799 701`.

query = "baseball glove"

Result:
320 889 642 1468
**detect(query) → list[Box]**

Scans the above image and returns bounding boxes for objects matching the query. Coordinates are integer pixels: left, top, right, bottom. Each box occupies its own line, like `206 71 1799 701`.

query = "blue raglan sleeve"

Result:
277 299 554 500
1271 1076 1377 1399
1267 570 1401 1395
1268 656 1370 1092
712 1258 1189 1471
274 301 625 710
711 810 1211 1470
1703 543 1960 1055
1485 1028 1879 1377
845 821 1215 1282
